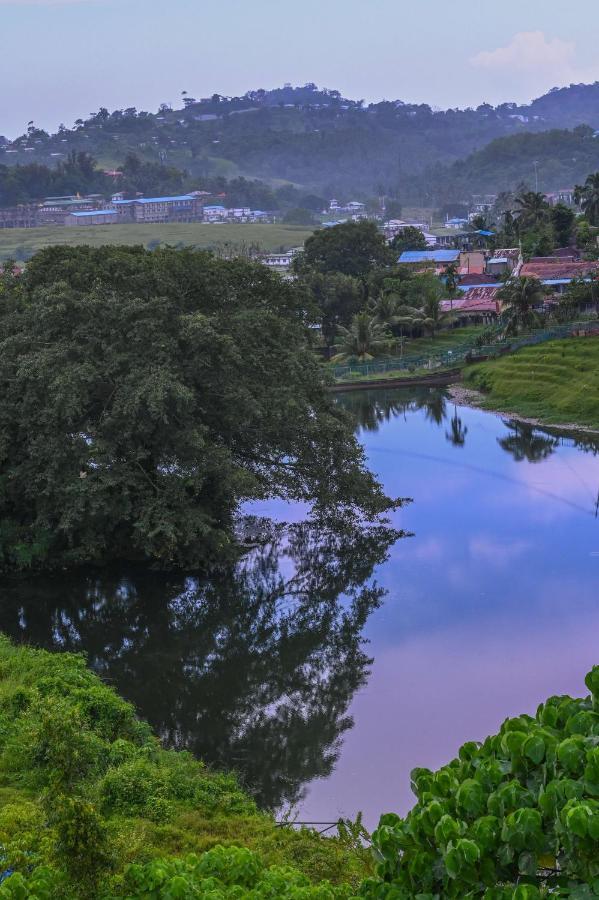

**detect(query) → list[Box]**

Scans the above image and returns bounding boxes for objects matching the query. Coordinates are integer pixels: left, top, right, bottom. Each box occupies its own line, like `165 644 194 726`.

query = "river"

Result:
1 388 598 830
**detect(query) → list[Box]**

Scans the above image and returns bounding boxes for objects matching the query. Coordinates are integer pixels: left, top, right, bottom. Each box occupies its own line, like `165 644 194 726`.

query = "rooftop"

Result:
69 210 118 218
520 258 599 281
399 250 460 264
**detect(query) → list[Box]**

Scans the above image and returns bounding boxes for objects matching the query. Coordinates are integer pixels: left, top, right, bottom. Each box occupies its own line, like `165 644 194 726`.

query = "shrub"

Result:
361 666 599 898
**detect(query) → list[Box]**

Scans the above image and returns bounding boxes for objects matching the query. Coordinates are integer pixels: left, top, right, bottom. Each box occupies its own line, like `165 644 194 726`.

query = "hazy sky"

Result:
2 0 599 137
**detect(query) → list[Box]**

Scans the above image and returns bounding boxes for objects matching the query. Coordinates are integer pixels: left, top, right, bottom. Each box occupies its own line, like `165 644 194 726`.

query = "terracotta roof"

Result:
491 248 520 261
441 288 499 314
520 258 599 280
459 273 496 286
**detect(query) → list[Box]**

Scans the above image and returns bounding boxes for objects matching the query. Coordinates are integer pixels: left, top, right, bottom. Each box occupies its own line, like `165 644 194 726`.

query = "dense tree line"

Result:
0 245 397 572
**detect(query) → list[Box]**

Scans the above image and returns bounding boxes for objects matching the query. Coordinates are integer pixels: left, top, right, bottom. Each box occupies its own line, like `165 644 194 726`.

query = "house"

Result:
440 288 500 324
445 217 470 229
458 250 486 275
203 204 228 221
398 249 460 274
520 257 599 293
486 248 522 278
66 210 120 227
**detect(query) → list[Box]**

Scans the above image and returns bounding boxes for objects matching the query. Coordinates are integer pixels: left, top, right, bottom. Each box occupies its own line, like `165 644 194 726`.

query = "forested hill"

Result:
3 82 599 199
421 125 599 201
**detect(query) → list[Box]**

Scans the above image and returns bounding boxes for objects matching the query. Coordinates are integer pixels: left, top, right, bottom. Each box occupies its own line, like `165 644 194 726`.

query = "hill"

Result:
4 82 599 200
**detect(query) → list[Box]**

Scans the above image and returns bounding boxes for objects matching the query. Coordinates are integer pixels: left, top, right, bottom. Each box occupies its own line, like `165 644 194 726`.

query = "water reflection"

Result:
0 518 399 811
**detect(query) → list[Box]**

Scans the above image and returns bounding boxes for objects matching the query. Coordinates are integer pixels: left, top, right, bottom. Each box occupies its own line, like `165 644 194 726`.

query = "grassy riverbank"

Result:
464 335 599 429
0 223 314 261
0 636 368 897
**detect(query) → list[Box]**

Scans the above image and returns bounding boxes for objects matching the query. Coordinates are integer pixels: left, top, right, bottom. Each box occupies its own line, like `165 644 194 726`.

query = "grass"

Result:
0 223 315 261
464 335 599 429
399 325 488 357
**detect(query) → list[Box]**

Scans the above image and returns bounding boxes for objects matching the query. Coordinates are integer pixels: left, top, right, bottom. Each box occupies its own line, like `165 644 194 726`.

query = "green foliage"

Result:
0 245 395 572
464 336 599 428
296 222 393 278
389 227 427 254
0 636 371 897
362 666 599 898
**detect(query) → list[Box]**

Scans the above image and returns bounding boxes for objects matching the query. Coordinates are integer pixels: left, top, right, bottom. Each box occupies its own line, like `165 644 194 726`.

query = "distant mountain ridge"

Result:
2 82 599 201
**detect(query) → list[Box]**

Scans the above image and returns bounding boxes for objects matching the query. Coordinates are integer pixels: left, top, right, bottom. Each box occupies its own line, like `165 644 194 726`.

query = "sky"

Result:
1 0 599 137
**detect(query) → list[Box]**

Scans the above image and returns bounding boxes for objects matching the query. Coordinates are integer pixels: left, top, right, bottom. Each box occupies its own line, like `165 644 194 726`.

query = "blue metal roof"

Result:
399 250 460 263
70 210 117 217
458 282 502 292
136 195 195 204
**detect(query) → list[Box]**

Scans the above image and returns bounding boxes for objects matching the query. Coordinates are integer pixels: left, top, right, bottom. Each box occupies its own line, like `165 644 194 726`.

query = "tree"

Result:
282 207 316 226
362 666 599 898
550 202 575 247
574 172 599 226
514 190 550 231
389 227 427 255
331 312 393 363
295 221 393 278
498 276 545 334
301 271 363 346
0 246 396 572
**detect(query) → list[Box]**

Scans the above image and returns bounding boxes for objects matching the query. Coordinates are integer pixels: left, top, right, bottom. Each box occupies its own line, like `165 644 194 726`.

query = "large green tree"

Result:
295 221 393 278
575 172 599 226
0 246 396 572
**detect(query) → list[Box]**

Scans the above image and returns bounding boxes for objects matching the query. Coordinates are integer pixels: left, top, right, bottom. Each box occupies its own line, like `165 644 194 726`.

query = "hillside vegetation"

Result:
464 336 599 428
0 635 369 897
4 82 599 198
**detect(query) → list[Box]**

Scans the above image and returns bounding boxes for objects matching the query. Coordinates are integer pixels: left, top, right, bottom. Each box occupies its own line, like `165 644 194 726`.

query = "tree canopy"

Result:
296 221 393 278
0 245 396 572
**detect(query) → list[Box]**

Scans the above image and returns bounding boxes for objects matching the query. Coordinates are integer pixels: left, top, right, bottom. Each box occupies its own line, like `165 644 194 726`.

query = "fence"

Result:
331 321 599 381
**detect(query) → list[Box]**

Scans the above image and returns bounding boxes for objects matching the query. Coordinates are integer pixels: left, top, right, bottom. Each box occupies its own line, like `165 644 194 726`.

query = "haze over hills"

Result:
2 82 599 204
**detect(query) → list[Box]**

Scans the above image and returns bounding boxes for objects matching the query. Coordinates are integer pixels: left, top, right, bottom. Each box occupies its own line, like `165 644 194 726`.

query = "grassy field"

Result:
400 325 488 357
0 222 315 261
464 336 599 429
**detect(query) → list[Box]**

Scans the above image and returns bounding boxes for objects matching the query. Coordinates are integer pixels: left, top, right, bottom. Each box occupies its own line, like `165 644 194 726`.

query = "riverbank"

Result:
0 636 368 896
458 336 599 432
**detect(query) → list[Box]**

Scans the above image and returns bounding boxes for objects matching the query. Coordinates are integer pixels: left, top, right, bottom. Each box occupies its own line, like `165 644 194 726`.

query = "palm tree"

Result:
446 407 468 447
514 191 549 231
368 292 402 328
444 263 459 313
574 172 599 226
498 276 545 335
331 312 394 363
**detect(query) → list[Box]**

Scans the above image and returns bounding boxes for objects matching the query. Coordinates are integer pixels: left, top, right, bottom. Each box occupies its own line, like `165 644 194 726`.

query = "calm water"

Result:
2 388 599 828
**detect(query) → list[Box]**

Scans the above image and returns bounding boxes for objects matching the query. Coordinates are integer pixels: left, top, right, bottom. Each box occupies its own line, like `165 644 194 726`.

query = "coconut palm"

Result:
498 276 545 335
574 172 599 226
445 407 468 447
331 312 394 363
367 292 402 328
514 191 549 231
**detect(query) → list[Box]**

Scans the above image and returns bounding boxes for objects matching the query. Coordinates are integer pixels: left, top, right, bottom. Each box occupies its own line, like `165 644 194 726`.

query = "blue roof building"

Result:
399 250 460 264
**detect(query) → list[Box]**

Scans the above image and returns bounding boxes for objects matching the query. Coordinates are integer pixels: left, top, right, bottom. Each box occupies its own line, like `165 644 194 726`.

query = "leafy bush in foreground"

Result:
0 636 369 897
361 666 599 898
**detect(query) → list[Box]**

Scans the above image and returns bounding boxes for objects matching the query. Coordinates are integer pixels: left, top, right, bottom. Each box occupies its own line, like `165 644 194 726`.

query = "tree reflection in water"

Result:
0 517 400 812
338 388 447 433
497 420 560 463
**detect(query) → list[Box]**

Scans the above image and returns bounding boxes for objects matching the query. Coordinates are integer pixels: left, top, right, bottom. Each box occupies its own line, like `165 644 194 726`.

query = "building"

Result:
398 249 460 272
0 204 38 228
203 204 228 221
520 256 599 293
486 248 522 278
441 288 500 324
66 210 120 227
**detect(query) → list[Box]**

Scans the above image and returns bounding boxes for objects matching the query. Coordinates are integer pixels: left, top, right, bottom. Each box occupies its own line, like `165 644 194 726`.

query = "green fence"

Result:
331 321 599 381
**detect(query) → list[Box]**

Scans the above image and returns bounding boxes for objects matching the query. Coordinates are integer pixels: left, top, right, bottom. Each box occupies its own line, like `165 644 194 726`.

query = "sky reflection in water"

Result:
297 389 599 827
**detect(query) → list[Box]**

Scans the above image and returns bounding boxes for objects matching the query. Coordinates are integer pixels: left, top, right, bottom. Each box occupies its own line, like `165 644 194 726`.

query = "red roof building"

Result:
520 257 599 281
